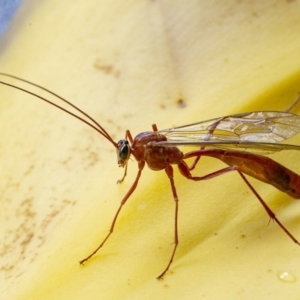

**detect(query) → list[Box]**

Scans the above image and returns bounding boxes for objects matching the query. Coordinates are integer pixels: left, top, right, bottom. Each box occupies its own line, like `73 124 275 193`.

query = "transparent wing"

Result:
156 111 300 153
155 140 300 154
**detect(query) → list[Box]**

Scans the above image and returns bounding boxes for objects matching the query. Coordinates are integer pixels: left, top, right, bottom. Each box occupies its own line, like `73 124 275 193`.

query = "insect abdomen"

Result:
205 150 300 199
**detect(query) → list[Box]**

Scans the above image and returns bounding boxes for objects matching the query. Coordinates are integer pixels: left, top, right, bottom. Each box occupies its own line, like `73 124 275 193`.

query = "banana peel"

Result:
1 1 300 299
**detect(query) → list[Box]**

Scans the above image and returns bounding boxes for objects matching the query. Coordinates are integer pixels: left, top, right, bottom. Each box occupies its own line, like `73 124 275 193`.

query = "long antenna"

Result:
0 73 118 148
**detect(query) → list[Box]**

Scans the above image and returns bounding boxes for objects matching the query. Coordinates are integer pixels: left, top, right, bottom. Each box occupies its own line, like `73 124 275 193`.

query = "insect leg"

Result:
79 160 145 265
126 130 134 144
188 119 226 171
117 163 128 184
152 124 158 131
188 154 202 171
238 171 300 245
178 160 237 181
156 165 179 280
285 94 300 113
159 162 236 278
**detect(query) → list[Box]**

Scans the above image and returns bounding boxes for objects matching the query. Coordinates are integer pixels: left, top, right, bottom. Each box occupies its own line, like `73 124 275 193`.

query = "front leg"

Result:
79 160 145 265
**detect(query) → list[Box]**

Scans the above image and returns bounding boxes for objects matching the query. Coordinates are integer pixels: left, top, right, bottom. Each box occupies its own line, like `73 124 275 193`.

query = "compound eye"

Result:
117 139 130 166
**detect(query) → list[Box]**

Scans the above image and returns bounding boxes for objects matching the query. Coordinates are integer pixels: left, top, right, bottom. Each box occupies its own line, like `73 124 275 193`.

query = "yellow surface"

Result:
1 1 300 299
